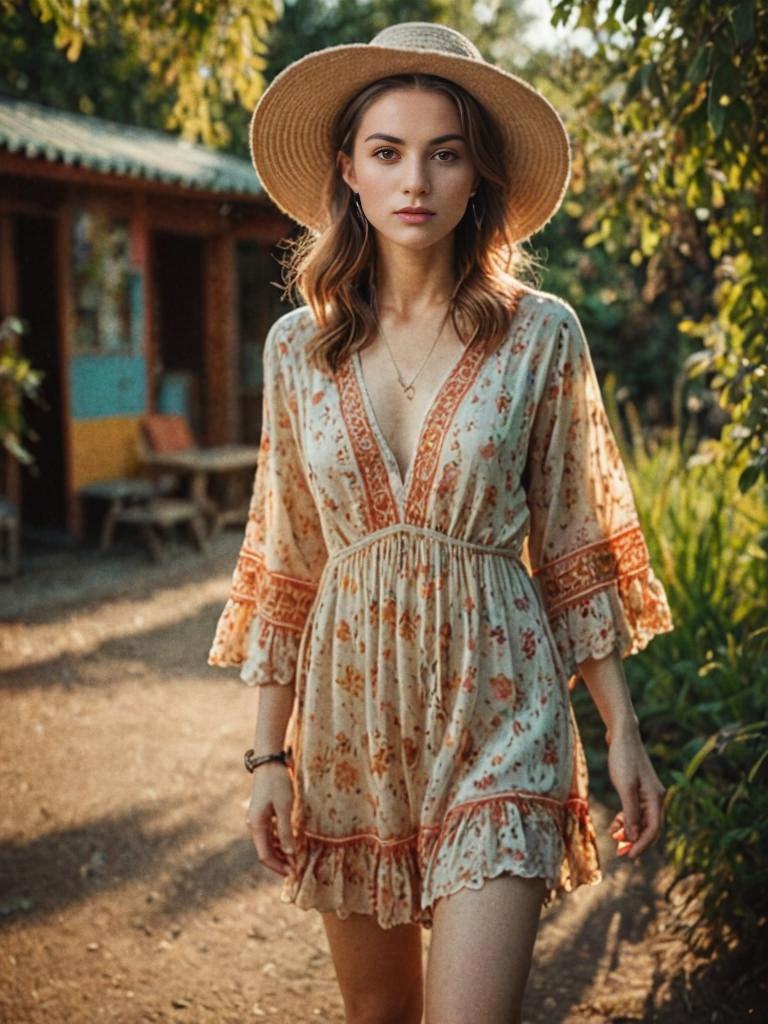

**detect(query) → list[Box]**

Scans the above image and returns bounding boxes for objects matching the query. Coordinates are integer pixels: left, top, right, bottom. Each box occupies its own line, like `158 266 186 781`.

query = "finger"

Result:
628 789 664 859
273 803 296 861
608 810 624 834
620 780 642 843
248 813 290 877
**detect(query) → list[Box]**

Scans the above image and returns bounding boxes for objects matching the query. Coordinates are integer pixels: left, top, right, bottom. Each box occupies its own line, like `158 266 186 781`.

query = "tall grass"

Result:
590 372 768 954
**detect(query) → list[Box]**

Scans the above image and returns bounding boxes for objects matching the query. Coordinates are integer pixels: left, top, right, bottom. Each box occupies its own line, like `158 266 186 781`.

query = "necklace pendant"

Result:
403 382 416 400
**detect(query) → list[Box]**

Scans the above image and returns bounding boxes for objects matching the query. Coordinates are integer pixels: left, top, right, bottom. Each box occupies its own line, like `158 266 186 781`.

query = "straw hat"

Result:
250 21 571 242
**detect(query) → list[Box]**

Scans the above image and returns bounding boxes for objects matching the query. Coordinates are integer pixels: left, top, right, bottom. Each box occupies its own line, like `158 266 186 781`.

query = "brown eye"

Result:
373 148 397 161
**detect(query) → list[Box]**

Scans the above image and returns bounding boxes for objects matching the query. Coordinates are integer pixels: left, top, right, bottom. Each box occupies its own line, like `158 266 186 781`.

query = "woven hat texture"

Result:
250 21 571 242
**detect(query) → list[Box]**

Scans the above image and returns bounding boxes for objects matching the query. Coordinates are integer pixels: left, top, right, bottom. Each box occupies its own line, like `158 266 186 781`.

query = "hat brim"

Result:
250 42 571 241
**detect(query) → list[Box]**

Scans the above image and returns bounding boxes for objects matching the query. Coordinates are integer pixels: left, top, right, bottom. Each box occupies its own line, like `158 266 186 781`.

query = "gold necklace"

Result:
378 306 452 400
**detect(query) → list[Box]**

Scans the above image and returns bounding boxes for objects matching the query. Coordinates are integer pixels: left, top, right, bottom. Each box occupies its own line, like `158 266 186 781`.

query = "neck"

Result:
373 234 456 320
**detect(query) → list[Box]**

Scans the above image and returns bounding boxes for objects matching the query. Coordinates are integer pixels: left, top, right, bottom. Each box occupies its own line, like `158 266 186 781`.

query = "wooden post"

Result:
203 232 238 444
0 215 21 507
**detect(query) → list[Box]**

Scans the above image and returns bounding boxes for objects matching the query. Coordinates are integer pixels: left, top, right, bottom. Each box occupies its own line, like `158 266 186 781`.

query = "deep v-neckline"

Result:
352 341 475 495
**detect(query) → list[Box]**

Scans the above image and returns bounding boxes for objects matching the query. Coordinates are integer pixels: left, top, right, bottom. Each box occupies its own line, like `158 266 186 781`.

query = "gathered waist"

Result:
325 522 528 571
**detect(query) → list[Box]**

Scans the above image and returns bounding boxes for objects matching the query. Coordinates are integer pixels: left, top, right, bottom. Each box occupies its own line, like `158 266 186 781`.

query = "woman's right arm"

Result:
207 314 328 874
246 681 298 876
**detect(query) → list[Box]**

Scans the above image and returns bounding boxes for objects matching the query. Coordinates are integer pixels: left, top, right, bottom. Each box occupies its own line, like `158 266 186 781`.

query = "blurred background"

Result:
0 2 765 1021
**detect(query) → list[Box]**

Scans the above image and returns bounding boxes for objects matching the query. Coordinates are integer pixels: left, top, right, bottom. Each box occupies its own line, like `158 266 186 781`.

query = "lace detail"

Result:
281 789 601 930
208 548 318 685
545 557 674 681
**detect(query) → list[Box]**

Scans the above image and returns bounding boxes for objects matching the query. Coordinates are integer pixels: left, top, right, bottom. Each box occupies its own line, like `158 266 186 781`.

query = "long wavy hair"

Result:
276 73 543 375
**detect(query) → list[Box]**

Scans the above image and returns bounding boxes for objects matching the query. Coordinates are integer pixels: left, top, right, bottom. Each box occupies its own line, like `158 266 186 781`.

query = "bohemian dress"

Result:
208 285 674 930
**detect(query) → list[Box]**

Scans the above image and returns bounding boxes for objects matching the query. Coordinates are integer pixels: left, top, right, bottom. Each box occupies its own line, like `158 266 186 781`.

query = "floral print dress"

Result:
208 285 674 930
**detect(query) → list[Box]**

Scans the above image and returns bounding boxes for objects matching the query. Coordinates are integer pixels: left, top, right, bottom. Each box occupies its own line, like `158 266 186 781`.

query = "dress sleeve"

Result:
207 317 328 686
523 302 674 686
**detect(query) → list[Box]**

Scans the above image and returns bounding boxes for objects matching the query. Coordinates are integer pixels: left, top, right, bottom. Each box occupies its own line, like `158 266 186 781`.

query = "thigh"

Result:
424 873 547 1024
321 910 424 1024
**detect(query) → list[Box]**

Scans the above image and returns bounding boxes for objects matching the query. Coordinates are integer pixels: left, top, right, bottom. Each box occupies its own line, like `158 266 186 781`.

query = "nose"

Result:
402 154 431 196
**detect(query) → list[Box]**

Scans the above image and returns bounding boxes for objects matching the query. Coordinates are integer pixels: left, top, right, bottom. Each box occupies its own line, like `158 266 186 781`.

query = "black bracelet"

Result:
244 746 293 773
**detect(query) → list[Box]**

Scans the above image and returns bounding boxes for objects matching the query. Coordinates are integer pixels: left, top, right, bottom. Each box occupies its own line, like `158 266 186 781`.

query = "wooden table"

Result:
140 445 260 536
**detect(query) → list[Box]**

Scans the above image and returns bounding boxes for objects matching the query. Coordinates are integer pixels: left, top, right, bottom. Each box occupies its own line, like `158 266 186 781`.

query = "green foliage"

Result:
550 0 768 495
1 0 279 146
0 318 47 468
611 384 768 954
666 717 768 954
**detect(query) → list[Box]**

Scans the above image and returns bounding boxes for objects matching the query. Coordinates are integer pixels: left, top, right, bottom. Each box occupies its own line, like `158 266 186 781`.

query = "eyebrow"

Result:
363 132 466 145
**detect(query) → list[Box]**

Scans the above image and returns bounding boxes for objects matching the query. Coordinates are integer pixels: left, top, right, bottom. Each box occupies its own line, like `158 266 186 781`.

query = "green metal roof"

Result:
0 95 263 197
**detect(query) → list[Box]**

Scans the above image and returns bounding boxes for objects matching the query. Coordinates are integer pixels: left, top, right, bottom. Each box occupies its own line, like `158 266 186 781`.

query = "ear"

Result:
337 151 357 190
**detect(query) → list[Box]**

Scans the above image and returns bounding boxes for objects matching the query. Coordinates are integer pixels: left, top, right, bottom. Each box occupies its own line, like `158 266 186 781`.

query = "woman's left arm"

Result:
578 648 666 861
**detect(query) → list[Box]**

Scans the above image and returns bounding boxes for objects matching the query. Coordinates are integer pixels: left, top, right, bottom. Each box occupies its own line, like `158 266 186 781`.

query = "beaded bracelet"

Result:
244 746 293 773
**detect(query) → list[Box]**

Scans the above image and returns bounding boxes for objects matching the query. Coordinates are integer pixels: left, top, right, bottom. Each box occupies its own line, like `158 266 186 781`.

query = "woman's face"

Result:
337 87 480 251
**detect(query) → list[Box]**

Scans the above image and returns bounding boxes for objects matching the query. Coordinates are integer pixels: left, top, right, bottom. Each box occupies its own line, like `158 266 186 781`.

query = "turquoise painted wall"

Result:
70 354 147 420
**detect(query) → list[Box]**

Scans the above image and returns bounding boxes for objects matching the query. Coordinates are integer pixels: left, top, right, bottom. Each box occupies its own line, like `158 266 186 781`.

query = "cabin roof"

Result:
0 95 263 196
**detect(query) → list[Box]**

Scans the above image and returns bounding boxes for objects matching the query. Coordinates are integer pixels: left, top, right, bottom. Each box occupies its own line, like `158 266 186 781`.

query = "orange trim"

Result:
336 354 399 530
533 523 651 615
230 545 318 631
532 522 641 572
302 786 587 849
404 339 490 525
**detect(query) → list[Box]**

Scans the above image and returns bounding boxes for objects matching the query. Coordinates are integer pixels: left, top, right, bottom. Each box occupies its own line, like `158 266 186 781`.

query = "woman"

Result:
209 21 674 1024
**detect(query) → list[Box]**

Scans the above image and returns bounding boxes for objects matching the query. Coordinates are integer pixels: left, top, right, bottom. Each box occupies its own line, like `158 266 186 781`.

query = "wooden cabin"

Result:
0 95 294 543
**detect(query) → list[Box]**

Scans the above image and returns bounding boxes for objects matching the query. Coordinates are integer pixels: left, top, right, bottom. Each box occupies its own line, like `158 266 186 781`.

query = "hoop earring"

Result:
353 192 369 245
470 195 485 230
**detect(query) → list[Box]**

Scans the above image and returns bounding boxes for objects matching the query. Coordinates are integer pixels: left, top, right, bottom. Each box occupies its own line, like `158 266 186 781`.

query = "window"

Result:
72 209 140 354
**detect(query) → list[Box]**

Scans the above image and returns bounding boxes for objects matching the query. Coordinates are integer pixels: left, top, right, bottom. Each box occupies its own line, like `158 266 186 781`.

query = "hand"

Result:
606 720 666 861
245 764 297 877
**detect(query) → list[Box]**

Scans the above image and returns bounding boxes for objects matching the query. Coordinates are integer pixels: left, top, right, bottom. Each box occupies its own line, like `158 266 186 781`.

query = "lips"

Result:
395 207 435 214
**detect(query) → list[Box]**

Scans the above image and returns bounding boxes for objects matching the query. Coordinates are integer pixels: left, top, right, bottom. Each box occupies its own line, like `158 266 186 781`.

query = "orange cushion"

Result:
142 414 195 453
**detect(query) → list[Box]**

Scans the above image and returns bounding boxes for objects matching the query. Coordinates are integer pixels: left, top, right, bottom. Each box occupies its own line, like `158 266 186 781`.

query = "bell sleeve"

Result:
523 302 674 686
207 316 328 686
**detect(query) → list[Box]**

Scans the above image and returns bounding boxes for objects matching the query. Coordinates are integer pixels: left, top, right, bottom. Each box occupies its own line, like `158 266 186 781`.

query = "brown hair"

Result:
276 73 543 375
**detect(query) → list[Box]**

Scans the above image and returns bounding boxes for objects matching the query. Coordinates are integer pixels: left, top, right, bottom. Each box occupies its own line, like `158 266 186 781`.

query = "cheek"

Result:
443 175 475 205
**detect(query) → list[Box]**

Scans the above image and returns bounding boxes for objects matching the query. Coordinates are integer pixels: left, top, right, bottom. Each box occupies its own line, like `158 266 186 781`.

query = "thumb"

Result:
621 782 642 841
275 803 296 857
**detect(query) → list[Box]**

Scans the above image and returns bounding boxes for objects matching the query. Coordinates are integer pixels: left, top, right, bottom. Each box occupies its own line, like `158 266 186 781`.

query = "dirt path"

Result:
0 533 698 1023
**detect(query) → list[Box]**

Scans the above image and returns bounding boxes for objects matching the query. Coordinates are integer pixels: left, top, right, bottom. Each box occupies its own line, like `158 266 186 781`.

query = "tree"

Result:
550 0 767 493
1 0 280 147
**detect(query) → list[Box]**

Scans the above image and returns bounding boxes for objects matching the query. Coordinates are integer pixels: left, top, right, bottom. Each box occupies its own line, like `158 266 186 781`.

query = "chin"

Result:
375 224 457 249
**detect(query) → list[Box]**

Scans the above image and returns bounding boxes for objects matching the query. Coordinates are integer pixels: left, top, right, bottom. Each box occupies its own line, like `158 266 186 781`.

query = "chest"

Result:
356 329 467 483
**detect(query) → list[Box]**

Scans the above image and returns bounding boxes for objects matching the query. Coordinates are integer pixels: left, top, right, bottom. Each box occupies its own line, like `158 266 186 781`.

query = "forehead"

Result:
357 88 461 136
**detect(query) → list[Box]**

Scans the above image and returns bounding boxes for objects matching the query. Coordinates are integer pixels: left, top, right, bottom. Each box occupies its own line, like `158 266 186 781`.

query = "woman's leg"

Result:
424 873 547 1024
320 910 424 1024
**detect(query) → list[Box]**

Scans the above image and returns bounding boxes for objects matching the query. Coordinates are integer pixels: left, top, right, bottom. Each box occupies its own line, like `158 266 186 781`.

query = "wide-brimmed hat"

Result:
250 21 571 242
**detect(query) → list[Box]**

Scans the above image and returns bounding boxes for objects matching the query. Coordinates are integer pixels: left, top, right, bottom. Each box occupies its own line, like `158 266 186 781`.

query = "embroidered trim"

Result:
405 340 488 525
336 287 526 528
532 523 651 616
336 355 399 531
303 786 586 848
230 545 318 632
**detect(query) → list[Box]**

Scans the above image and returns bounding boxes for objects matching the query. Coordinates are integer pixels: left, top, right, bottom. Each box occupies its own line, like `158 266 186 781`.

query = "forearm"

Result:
577 647 639 744
252 682 296 753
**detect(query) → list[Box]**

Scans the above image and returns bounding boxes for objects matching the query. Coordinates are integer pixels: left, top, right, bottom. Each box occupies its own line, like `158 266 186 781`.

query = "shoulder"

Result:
511 285 591 365
262 305 318 387
264 305 316 356
512 284 583 334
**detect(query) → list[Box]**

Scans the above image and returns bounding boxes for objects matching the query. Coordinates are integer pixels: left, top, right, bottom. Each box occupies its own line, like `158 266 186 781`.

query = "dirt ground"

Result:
0 529 761 1023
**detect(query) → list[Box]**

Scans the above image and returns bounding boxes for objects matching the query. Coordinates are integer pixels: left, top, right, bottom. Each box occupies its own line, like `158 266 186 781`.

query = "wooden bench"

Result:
106 498 207 562
78 477 207 561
